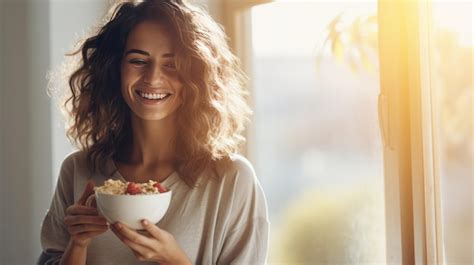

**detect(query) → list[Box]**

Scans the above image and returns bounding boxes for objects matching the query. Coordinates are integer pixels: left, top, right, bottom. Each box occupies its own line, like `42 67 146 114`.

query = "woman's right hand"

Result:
64 181 109 249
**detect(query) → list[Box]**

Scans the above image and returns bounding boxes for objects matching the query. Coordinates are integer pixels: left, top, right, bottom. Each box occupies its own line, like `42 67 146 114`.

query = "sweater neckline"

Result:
106 158 181 188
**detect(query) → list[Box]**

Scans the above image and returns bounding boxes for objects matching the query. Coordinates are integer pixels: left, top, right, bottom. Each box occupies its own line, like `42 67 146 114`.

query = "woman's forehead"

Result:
125 21 174 53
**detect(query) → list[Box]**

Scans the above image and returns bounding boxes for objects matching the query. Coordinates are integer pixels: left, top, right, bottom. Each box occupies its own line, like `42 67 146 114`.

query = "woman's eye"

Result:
129 59 147 66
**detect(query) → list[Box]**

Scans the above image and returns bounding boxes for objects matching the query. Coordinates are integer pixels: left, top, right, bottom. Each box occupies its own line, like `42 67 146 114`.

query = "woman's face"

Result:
121 21 183 121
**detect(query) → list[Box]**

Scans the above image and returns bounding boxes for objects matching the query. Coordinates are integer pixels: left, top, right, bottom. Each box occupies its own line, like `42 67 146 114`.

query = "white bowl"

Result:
94 191 172 230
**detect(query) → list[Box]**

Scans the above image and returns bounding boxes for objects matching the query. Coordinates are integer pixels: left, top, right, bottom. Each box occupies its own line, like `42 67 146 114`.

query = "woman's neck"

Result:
120 113 177 167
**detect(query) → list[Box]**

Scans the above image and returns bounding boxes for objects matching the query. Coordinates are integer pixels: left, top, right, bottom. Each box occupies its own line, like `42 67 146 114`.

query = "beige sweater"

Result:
39 151 269 265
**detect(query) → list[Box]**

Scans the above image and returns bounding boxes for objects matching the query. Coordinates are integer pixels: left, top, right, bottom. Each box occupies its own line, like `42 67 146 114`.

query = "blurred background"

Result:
0 0 472 264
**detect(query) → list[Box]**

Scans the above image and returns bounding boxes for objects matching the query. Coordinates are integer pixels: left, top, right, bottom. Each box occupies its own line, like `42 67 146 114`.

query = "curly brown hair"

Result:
64 0 251 184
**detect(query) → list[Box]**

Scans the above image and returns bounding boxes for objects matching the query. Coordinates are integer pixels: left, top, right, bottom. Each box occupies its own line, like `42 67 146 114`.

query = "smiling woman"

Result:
38 1 269 265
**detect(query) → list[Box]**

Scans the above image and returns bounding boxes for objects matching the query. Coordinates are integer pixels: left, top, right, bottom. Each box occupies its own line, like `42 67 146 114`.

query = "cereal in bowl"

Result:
94 179 168 195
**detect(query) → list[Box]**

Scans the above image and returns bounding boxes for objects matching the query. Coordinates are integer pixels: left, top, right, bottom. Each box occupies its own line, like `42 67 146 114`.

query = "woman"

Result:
38 0 269 264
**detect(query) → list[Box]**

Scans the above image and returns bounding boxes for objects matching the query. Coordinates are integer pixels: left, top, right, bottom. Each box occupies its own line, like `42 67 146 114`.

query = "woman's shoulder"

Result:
228 153 256 176
57 150 92 180
211 153 259 188
61 150 87 169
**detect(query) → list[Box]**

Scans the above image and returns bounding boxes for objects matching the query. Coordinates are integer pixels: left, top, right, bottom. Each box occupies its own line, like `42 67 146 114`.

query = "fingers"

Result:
111 222 155 247
66 205 99 216
63 183 108 246
122 237 154 256
110 224 156 260
79 230 108 239
67 224 109 235
64 215 108 226
131 247 155 262
141 219 165 240
77 181 95 205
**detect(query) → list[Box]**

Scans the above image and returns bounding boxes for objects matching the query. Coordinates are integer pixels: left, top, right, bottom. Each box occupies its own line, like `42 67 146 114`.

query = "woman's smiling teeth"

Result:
137 91 171 100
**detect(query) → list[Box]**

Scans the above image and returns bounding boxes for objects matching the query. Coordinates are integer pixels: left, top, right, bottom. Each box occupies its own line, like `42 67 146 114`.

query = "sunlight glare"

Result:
252 2 376 57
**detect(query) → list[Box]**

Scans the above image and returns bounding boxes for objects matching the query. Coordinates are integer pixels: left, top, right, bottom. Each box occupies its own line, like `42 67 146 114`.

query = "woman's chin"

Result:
131 110 176 122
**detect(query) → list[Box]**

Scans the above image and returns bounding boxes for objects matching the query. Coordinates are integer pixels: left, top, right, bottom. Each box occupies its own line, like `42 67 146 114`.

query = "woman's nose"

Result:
143 63 164 87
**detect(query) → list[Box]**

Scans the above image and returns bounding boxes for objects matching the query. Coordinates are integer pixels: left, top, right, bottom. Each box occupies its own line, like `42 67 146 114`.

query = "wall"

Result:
0 0 4 260
0 1 106 264
1 1 52 264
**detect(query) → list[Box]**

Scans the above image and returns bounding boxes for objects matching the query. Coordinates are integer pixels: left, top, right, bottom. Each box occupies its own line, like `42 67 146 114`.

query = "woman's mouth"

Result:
135 90 172 104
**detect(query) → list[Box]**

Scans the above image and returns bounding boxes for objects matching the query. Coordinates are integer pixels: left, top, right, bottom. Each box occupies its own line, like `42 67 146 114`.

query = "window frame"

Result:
378 0 444 264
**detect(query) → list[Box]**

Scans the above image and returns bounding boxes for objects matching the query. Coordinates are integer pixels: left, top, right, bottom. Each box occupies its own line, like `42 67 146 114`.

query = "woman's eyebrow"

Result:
124 49 174 58
125 49 150 56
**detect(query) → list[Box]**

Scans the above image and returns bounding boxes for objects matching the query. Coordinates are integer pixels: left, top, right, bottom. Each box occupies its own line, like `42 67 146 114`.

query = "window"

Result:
248 1 385 263
224 0 472 264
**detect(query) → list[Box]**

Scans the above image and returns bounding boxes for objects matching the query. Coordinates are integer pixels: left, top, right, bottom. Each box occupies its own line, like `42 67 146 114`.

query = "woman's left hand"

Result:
110 219 191 265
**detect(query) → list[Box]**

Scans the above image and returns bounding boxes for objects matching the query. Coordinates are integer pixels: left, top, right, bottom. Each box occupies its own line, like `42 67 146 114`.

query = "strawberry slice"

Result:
153 182 167 193
127 182 141 195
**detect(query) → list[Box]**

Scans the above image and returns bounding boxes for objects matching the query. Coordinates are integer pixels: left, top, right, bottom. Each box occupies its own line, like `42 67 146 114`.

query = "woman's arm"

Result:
39 152 107 265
